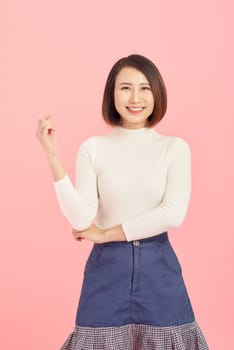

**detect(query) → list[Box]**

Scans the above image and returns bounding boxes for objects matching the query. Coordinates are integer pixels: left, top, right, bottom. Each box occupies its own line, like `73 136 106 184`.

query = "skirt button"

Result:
133 240 140 246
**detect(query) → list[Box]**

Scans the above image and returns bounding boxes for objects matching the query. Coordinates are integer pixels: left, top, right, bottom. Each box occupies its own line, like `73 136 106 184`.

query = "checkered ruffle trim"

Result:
60 320 209 349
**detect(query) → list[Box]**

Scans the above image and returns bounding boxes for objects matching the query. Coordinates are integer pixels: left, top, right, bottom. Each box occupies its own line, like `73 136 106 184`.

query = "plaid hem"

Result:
60 320 209 349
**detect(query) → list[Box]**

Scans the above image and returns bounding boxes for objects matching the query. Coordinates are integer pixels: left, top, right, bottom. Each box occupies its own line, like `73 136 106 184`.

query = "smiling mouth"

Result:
126 107 145 111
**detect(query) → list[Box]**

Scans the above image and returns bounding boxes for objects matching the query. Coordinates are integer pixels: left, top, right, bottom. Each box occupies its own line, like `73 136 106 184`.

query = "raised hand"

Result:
36 115 58 158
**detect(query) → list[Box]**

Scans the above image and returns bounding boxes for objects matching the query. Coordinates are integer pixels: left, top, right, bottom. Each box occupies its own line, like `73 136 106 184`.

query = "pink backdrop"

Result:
1 0 233 348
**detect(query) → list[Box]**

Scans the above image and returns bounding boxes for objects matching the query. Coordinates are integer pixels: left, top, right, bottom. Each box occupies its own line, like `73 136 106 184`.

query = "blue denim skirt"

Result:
75 231 195 328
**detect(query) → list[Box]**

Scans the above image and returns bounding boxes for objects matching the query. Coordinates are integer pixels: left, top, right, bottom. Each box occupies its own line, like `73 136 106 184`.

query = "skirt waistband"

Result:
99 231 168 247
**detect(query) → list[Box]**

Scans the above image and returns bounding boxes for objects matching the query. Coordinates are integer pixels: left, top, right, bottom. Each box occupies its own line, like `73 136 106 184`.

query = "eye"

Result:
121 86 130 90
142 86 151 90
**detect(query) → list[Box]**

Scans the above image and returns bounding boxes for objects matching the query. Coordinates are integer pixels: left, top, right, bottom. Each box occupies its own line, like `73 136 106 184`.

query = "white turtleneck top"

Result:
52 126 191 242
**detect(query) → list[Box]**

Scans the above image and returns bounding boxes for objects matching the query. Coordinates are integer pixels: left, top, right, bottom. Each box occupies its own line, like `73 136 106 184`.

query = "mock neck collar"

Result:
110 125 161 139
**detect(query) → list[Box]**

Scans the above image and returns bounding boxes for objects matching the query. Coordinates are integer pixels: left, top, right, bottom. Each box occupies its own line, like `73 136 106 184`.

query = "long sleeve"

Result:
121 137 192 242
52 137 98 230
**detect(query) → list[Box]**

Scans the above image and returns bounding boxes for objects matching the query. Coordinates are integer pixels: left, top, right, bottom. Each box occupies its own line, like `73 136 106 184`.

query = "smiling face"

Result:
114 66 155 129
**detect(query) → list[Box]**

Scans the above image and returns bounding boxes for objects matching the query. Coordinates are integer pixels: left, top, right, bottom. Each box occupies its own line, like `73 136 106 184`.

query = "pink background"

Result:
1 0 233 348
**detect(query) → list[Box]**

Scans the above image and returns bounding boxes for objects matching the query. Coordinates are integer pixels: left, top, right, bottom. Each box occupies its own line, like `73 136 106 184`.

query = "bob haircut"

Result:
102 54 167 127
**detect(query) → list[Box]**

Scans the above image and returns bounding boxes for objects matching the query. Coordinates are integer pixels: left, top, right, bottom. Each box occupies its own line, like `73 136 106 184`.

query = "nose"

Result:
129 89 141 103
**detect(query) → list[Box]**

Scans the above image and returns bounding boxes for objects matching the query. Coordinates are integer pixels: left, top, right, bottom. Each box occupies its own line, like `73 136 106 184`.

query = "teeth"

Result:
127 107 144 111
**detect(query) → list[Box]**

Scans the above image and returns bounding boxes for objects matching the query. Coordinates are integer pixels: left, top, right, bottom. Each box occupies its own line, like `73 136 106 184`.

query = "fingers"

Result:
38 116 52 130
36 115 55 137
38 115 51 123
75 236 85 242
72 228 85 242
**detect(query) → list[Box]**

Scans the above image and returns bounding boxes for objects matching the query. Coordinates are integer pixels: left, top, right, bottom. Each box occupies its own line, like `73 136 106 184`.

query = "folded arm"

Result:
119 137 192 242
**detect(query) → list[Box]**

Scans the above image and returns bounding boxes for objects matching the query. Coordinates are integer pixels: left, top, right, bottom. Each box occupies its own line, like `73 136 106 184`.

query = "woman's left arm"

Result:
72 223 126 243
104 137 192 243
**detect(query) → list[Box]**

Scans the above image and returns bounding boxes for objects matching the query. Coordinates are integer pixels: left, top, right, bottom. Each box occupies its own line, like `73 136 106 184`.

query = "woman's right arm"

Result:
36 115 66 181
36 116 99 230
47 154 66 182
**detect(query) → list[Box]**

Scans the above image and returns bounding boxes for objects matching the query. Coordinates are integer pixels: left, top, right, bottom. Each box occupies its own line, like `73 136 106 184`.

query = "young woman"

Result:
36 54 209 349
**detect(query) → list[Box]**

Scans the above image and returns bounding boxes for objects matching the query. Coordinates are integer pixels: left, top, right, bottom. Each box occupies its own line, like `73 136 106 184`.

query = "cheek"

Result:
114 92 126 107
113 91 119 108
114 93 122 112
148 95 155 109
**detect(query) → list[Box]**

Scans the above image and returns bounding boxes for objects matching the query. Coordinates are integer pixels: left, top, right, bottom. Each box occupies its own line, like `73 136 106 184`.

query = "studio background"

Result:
1 0 233 348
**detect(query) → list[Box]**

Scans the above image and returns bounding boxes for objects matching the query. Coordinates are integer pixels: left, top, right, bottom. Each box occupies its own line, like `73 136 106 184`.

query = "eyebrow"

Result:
119 82 150 85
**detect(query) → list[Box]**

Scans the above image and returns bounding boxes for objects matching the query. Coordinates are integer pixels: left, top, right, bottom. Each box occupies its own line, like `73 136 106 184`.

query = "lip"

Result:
126 107 145 114
126 106 145 108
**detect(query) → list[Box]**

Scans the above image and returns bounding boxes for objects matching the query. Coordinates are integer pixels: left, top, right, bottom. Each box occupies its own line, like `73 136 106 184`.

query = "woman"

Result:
36 54 209 349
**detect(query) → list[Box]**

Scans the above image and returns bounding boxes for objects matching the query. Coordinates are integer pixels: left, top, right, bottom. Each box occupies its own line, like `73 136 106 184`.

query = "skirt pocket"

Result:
84 244 104 275
159 239 182 275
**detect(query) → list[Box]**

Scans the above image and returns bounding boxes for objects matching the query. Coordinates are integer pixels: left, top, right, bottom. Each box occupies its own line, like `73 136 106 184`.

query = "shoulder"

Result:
76 135 106 165
79 129 111 144
157 132 191 154
173 136 191 155
76 137 97 163
78 131 113 150
160 133 191 151
156 135 191 166
168 136 191 165
78 136 97 149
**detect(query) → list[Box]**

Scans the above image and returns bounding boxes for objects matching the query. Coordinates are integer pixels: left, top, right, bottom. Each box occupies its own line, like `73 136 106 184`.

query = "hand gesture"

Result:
36 115 58 157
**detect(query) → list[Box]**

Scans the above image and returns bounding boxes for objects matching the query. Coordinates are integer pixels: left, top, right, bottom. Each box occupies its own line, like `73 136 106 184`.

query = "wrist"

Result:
104 225 127 243
46 153 66 182
47 153 60 162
